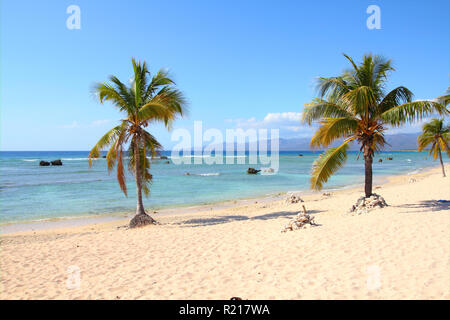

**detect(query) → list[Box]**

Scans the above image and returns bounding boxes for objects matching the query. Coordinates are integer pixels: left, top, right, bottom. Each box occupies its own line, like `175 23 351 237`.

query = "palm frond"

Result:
437 136 449 156
142 129 163 157
116 144 127 196
302 99 353 125
380 100 449 126
138 87 188 125
372 56 394 86
88 123 128 167
316 76 350 100
417 133 434 152
378 86 413 114
341 85 376 116
109 75 136 111
437 87 450 107
310 141 350 190
310 117 358 148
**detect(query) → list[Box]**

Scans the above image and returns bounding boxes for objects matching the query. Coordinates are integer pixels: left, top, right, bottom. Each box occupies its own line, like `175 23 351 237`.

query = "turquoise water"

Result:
0 151 442 224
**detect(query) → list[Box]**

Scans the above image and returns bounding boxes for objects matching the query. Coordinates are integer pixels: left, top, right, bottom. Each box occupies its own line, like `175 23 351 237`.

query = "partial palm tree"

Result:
302 53 448 200
417 118 449 177
437 87 450 107
89 58 187 228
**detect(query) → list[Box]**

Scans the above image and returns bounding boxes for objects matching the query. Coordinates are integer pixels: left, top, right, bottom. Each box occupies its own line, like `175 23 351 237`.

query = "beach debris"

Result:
349 193 388 215
285 194 304 204
322 192 332 197
263 168 275 173
230 297 243 300
408 178 417 183
378 159 383 162
51 159 63 166
282 205 318 232
247 168 261 174
386 157 393 160
39 161 50 166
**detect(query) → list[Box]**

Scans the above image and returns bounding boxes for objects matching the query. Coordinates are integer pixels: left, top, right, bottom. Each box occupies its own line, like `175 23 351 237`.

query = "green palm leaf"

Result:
310 142 350 190
381 100 448 126
310 117 358 148
302 99 353 125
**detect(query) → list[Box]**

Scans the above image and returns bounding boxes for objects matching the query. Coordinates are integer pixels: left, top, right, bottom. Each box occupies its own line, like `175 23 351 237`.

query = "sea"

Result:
0 150 442 224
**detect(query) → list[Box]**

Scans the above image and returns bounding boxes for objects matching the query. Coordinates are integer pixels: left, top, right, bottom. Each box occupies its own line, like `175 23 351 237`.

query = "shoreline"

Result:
0 150 439 230
0 162 441 235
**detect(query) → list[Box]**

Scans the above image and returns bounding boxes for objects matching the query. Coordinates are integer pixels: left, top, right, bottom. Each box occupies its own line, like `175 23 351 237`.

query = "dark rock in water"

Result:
102 156 107 158
378 159 383 162
160 156 168 160
185 172 190 176
51 160 63 166
387 157 393 160
39 161 50 166
298 154 303 157
164 161 170 164
247 168 261 174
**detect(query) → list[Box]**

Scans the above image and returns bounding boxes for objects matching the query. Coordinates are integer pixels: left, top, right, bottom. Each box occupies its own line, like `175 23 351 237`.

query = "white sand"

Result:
1 165 449 299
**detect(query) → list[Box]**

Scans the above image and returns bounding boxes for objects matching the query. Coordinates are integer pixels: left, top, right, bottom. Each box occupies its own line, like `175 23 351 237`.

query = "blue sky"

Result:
1 0 448 150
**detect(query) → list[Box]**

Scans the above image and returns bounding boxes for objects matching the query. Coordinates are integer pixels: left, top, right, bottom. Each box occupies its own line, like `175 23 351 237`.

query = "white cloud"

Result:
59 121 79 129
226 112 314 137
263 112 303 123
90 119 111 127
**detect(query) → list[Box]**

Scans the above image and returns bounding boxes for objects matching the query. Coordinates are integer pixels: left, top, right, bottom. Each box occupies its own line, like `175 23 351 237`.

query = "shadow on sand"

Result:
395 200 450 213
176 209 323 228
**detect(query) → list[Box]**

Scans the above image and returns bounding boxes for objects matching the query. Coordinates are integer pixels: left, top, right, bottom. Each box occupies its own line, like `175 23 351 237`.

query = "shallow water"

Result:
0 150 442 224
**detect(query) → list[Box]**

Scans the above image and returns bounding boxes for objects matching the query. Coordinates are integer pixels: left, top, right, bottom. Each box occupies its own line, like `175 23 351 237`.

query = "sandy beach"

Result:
1 165 449 300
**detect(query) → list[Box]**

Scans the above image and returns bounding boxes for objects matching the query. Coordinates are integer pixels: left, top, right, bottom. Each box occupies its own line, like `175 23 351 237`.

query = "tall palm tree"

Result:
417 118 449 177
89 58 187 228
302 53 448 199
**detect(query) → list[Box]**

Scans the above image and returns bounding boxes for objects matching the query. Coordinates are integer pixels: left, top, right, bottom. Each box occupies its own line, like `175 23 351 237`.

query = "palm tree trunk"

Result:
363 144 373 198
129 136 156 228
438 147 446 177
134 138 146 216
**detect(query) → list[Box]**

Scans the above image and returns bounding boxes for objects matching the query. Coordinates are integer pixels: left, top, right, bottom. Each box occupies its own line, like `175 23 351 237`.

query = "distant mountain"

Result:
278 133 420 151
172 133 420 152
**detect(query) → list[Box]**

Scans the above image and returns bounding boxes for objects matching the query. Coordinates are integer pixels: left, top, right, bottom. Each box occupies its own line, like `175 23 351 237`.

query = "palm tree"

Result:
302 53 448 199
417 118 449 177
89 58 187 228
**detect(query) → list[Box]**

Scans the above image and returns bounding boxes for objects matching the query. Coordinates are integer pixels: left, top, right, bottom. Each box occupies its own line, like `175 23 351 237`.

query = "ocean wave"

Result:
61 158 90 161
184 172 220 176
22 159 39 162
170 155 212 158
166 155 247 159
